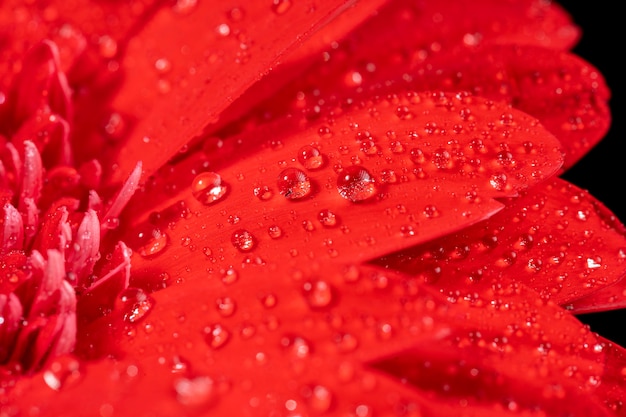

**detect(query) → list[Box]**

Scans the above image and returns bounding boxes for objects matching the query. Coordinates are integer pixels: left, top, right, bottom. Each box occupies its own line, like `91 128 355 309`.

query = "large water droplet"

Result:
277 168 312 200
306 385 333 412
337 166 377 202
191 172 228 205
231 229 256 252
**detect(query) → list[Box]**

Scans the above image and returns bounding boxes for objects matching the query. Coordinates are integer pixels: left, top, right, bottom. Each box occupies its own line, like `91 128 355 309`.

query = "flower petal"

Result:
122 92 563 282
101 0 367 182
243 43 609 170
377 177 626 307
8 264 615 415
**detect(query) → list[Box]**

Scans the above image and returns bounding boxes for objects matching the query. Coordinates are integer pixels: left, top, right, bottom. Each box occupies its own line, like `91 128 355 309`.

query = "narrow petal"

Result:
1 203 24 254
377 178 626 307
66 210 101 288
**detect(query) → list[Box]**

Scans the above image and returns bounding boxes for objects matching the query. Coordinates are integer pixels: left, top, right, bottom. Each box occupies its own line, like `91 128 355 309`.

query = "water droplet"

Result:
303 280 334 309
280 334 311 359
253 186 273 201
42 356 82 391
231 229 256 252
297 145 324 170
136 228 169 257
175 376 214 407
318 210 338 227
191 172 228 205
277 168 312 200
221 267 238 284
203 324 230 349
215 297 236 317
489 173 508 191
306 385 333 412
334 332 358 353
271 0 292 15
337 166 377 202
260 293 278 309
268 225 283 239
117 288 155 323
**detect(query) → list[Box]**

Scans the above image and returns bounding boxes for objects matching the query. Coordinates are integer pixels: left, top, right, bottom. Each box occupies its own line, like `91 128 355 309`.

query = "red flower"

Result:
1 1 625 416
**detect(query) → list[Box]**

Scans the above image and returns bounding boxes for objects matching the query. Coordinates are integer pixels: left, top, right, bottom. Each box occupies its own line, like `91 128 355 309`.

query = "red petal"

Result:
377 178 626 307
215 0 582 139
100 0 381 182
245 42 609 171
121 92 562 282
1 203 24 254
7 264 616 415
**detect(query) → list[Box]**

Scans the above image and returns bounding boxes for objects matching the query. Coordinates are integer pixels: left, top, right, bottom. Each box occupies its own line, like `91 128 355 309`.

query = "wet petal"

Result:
125 92 562 280
100 0 367 182
377 178 626 307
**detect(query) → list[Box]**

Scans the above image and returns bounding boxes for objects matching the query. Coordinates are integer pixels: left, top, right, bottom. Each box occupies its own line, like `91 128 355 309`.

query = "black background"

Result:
557 1 625 345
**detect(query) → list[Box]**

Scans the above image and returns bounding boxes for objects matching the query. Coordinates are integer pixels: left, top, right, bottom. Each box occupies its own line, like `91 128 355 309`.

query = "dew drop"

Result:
297 145 324 170
334 332 358 353
215 297 236 317
231 229 256 252
253 186 273 201
117 288 155 323
136 228 169 257
489 173 508 191
337 166 377 202
271 0 292 15
203 324 231 349
307 385 333 412
318 209 338 227
280 334 311 359
303 280 334 309
191 172 228 205
277 168 312 200
268 225 283 239
175 376 214 407
221 267 238 284
43 356 82 391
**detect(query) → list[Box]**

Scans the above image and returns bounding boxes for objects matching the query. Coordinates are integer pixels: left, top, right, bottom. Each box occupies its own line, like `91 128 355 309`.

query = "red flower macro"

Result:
1 0 625 416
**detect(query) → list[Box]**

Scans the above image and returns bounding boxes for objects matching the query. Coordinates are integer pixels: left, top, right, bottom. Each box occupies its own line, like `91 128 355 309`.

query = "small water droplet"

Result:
303 280 334 309
136 228 169 257
215 297 236 317
337 166 377 202
191 172 228 205
221 267 238 284
117 288 155 323
268 225 282 239
231 229 256 252
297 145 324 170
204 324 231 349
271 0 292 15
318 209 338 227
277 168 312 200
260 293 278 309
280 334 311 359
43 356 82 391
489 173 508 191
253 186 273 201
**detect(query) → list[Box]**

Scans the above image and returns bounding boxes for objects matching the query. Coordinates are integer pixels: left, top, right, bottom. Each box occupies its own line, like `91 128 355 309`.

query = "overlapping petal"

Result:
0 0 623 416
